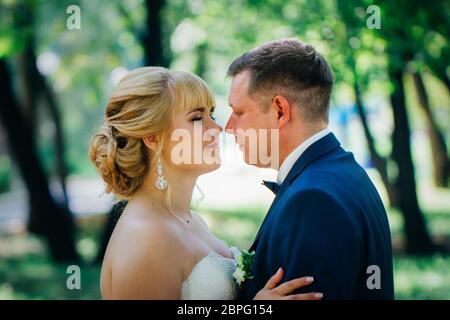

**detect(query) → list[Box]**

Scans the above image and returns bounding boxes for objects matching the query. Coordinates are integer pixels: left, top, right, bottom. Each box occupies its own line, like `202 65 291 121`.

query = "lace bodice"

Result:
181 250 240 300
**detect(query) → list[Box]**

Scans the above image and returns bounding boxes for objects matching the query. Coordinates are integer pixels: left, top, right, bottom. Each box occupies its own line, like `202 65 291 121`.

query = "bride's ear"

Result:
142 135 158 152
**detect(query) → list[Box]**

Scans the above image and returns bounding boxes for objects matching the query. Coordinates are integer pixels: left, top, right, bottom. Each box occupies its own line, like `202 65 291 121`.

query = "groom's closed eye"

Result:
230 107 243 116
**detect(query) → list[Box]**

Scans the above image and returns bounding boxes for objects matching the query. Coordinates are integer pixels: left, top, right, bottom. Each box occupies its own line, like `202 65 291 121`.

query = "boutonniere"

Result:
233 250 255 286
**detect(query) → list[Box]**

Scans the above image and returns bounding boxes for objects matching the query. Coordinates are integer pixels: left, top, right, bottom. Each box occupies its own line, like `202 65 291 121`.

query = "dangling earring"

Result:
155 157 168 190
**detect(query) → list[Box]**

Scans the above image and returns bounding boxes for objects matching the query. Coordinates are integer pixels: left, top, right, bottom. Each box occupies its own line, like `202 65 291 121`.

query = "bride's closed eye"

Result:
191 115 203 122
191 114 215 122
190 110 216 122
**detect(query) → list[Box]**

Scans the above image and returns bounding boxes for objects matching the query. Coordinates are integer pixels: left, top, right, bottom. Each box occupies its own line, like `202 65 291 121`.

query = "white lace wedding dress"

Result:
181 248 240 300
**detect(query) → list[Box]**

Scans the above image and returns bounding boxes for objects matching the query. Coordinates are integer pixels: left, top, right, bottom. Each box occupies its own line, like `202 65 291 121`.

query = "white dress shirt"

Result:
277 128 331 185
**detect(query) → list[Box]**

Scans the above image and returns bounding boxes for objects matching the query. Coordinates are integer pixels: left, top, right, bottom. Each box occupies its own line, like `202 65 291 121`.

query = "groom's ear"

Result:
272 95 291 128
142 135 158 152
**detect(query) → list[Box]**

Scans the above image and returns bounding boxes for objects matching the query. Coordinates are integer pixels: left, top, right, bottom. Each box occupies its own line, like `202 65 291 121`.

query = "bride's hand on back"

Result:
253 267 323 300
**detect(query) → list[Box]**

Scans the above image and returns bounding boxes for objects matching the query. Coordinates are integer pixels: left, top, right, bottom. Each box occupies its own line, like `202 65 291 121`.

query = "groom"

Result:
225 39 394 299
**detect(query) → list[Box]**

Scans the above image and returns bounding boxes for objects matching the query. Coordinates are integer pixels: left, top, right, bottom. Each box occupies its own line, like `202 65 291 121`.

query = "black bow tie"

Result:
262 180 280 195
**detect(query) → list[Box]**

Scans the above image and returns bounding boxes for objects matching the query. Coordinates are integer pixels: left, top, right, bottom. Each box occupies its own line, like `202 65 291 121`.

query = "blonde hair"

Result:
89 67 215 202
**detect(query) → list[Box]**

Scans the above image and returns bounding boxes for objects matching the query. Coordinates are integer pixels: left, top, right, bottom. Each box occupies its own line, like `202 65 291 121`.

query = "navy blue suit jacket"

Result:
242 133 394 300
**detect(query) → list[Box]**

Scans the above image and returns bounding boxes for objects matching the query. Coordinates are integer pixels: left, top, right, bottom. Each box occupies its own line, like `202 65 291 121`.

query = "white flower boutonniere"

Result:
232 249 255 286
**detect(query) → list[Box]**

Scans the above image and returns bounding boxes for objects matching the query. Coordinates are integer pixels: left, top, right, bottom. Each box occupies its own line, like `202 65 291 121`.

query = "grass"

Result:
394 255 450 299
0 217 104 300
0 233 101 300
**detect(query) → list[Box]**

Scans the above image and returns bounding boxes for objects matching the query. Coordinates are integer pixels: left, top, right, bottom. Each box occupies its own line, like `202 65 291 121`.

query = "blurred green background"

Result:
0 0 449 299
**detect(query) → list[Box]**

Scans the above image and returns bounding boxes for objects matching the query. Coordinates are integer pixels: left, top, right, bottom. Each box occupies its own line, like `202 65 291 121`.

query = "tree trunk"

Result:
441 73 450 93
412 71 449 187
195 42 208 79
425 56 450 94
388 61 436 255
32 48 69 204
352 64 398 206
142 0 166 67
0 59 79 262
19 40 70 231
19 45 38 138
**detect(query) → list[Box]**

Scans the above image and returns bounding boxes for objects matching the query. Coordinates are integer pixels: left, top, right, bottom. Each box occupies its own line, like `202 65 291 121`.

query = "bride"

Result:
89 67 321 300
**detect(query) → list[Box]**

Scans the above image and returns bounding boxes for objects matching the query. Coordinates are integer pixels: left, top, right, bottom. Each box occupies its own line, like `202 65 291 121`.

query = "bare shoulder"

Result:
102 204 185 299
191 211 211 229
123 204 176 235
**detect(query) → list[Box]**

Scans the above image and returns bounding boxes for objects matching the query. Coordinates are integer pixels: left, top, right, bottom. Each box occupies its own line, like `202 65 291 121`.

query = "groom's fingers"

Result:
275 276 315 295
264 267 284 290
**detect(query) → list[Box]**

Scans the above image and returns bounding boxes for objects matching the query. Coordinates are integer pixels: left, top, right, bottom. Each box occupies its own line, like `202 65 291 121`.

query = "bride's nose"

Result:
211 119 223 133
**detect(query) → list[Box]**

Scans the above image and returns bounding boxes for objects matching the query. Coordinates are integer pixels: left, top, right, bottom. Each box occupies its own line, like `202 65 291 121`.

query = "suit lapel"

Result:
249 133 341 252
249 185 285 252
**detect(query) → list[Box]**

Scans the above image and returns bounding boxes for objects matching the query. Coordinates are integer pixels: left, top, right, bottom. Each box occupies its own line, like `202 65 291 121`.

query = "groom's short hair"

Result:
227 38 334 122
